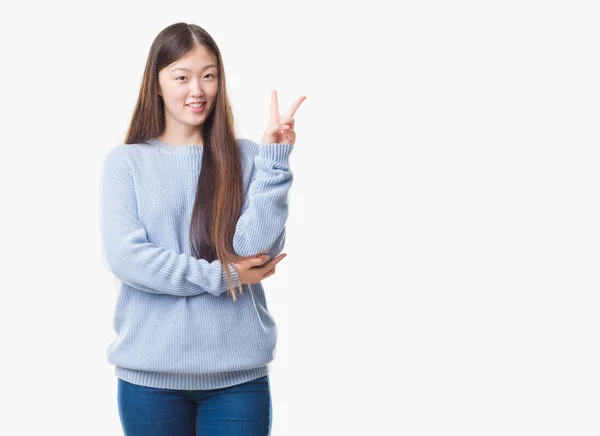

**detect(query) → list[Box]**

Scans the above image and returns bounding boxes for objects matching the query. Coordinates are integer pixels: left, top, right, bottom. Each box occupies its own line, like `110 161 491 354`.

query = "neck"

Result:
156 130 204 147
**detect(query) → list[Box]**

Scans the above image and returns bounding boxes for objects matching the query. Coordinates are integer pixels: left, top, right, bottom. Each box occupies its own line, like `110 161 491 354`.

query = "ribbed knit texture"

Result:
99 137 293 390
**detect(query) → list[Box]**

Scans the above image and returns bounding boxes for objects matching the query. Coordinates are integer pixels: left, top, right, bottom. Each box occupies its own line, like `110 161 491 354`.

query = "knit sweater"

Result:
99 136 293 390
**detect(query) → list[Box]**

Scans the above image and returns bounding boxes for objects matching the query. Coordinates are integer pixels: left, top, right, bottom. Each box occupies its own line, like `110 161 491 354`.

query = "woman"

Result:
99 22 305 435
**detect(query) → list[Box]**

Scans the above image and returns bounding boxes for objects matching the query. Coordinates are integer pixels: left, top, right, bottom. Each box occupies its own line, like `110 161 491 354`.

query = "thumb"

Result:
248 254 270 266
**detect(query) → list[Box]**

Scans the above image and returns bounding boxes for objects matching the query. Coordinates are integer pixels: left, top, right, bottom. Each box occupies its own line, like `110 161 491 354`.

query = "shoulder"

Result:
236 138 261 178
102 143 139 173
236 137 259 156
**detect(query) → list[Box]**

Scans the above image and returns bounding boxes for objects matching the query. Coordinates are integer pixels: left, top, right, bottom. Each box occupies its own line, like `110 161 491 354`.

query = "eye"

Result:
176 76 187 81
205 74 216 79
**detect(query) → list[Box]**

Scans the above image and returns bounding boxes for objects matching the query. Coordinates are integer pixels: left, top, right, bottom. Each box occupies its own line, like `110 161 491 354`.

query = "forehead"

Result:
168 45 217 72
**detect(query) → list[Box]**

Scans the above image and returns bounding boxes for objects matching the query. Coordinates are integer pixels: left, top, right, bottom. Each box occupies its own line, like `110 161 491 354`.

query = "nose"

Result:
190 79 205 98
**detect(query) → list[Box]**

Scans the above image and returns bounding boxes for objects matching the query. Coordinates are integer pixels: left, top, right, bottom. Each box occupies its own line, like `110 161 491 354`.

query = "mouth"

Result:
186 102 206 112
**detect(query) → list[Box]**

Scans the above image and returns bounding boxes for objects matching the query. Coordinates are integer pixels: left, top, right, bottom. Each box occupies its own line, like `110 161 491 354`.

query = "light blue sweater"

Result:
99 137 293 390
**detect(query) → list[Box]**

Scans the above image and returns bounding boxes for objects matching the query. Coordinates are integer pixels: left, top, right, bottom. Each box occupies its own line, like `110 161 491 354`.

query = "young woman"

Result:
99 22 305 436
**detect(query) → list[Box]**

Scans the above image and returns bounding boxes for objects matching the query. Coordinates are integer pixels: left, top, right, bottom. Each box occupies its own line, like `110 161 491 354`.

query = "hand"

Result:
261 90 306 146
234 253 288 285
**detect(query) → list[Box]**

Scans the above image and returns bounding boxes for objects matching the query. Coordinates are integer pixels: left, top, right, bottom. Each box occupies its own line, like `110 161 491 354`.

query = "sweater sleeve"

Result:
100 148 240 297
233 142 294 260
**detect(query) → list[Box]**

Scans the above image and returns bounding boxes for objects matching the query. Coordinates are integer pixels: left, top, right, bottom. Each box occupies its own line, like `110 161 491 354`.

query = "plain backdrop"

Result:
0 1 598 435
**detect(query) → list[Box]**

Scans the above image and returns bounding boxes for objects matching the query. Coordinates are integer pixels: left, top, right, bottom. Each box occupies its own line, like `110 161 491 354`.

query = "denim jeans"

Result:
117 375 272 435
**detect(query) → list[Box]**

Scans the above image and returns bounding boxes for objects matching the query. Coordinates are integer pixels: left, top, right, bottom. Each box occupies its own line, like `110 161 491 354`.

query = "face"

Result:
157 44 219 134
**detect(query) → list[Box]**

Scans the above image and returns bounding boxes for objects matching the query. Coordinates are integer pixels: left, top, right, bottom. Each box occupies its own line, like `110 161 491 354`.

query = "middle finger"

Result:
284 96 306 118
261 267 276 279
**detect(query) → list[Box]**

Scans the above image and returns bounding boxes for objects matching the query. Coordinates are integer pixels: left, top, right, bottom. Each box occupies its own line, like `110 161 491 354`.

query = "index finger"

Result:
262 253 287 270
284 95 307 118
270 89 280 122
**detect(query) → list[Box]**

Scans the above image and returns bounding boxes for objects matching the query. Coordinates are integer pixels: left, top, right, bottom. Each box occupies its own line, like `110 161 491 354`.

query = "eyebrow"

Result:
170 65 217 72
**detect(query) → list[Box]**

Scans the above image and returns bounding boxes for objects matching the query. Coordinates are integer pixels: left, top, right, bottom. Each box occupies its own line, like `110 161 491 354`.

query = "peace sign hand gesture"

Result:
261 90 306 146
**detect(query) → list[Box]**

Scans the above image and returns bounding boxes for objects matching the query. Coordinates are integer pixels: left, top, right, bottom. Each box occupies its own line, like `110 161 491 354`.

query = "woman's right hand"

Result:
234 253 287 285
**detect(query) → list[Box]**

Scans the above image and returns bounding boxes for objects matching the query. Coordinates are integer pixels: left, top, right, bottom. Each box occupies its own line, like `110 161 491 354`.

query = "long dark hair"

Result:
123 22 258 301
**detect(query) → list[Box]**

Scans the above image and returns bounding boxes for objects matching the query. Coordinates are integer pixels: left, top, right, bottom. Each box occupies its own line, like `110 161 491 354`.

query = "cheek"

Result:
208 83 219 97
169 94 188 109
163 84 185 98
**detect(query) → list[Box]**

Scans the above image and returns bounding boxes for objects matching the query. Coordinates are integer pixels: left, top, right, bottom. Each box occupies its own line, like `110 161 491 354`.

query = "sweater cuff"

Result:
258 143 294 164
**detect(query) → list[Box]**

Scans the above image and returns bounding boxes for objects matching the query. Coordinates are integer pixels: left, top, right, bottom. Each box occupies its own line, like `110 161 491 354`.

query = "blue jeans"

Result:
117 375 272 435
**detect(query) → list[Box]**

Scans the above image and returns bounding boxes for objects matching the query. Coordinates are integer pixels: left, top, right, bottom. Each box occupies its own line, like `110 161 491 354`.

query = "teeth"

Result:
188 102 205 108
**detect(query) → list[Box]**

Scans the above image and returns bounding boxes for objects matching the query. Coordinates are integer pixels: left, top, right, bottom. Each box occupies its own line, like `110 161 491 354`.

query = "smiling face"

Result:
157 44 219 139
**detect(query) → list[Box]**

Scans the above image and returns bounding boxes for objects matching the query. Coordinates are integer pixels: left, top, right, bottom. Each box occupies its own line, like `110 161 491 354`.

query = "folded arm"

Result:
100 149 239 297
100 142 293 297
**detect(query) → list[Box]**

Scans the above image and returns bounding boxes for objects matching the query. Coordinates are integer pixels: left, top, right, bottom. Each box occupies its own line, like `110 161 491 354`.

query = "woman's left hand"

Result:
261 90 306 146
